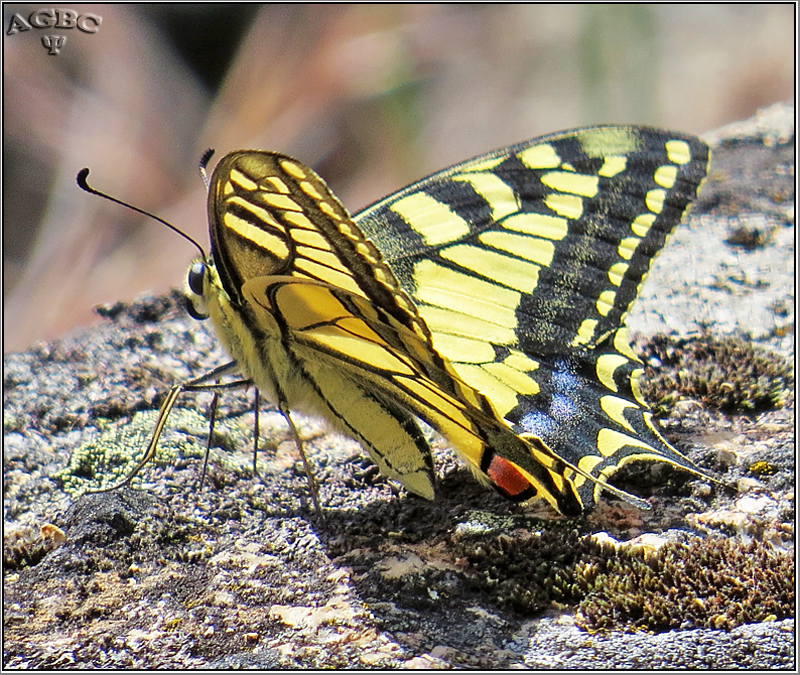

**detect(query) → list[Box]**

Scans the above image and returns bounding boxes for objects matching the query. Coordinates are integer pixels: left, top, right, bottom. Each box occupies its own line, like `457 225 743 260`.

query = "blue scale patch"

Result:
549 392 578 422
519 410 559 441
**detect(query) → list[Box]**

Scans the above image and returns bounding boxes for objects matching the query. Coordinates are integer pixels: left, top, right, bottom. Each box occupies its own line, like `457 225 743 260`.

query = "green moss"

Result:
576 538 794 632
457 528 794 632
458 528 594 615
638 334 793 416
55 409 211 495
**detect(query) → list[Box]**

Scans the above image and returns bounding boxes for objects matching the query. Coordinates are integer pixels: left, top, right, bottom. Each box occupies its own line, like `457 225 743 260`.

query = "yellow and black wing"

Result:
198 126 710 515
353 126 711 509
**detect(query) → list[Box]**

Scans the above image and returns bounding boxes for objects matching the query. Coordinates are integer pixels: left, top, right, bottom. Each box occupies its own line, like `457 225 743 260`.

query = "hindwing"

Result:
352 126 711 509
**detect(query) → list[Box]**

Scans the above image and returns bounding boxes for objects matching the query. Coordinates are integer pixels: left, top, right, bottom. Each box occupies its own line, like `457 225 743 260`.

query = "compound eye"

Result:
187 261 206 296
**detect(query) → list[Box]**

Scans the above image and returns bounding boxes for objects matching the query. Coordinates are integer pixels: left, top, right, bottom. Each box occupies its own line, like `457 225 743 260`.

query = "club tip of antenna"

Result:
77 167 91 188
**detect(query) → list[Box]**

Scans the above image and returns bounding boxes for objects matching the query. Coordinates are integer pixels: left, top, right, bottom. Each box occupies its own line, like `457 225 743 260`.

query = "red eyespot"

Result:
486 455 536 501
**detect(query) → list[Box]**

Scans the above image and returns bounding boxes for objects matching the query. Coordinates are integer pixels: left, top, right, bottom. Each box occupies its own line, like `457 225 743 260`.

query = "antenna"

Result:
77 168 206 259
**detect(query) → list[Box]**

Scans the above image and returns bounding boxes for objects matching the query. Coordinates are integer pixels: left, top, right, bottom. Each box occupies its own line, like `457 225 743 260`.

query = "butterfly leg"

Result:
252 389 261 479
88 362 247 493
198 391 220 488
275 396 323 519
201 386 268 489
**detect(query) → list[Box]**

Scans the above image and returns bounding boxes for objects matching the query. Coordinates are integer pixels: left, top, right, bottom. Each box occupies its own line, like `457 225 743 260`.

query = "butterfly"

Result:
79 126 713 516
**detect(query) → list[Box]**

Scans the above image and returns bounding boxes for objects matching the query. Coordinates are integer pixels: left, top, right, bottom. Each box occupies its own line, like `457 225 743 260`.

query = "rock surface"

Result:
4 104 794 668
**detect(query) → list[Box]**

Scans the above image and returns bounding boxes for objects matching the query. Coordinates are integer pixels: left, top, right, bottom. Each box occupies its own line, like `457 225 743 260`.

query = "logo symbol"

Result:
6 8 102 55
41 34 67 55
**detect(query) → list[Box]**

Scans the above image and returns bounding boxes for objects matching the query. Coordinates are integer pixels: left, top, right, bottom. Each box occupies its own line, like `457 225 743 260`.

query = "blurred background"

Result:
3 3 794 352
